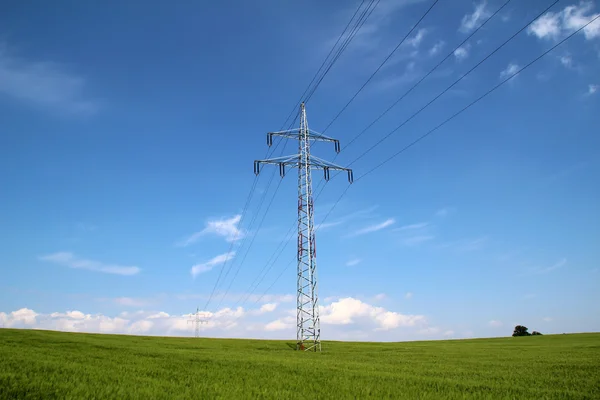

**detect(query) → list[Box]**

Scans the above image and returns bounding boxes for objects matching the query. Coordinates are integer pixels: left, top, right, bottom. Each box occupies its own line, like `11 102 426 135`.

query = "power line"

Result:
236 221 296 307
322 0 441 133
342 0 513 152
239 0 439 300
251 256 296 307
203 2 379 310
214 177 284 311
311 0 511 201
253 103 353 351
202 175 259 311
280 0 376 128
304 0 381 104
358 12 600 181
322 0 559 188
202 115 297 312
249 3 599 308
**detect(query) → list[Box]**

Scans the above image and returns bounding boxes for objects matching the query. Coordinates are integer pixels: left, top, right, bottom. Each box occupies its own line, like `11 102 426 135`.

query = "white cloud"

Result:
346 258 362 267
178 215 244 246
588 84 599 95
443 330 455 337
350 218 395 236
500 63 520 79
315 220 344 230
418 327 441 335
488 320 503 327
543 317 553 322
264 316 294 331
148 312 170 319
332 0 430 51
1 296 445 341
438 236 488 253
460 1 491 33
528 2 600 41
38 252 140 276
405 292 413 299
532 258 567 275
528 12 562 39
560 54 573 67
50 310 86 319
315 206 379 232
429 41 445 56
374 293 386 301
258 303 277 314
129 320 154 334
191 251 235 277
436 207 455 217
319 297 425 330
454 46 469 61
0 43 99 115
114 297 150 307
407 29 427 48
402 235 435 246
394 222 429 231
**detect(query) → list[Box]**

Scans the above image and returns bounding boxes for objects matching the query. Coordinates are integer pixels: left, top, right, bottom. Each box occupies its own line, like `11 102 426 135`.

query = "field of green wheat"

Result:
0 329 598 399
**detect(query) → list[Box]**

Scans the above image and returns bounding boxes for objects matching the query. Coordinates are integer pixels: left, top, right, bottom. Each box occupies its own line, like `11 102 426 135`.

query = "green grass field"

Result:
0 329 598 399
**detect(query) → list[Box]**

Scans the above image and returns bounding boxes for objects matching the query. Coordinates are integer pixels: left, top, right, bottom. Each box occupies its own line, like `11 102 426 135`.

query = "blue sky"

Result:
1 0 599 340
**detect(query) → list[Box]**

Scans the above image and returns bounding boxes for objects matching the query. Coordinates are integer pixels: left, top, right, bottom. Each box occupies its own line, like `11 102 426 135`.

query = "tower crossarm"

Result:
254 154 353 183
267 129 341 153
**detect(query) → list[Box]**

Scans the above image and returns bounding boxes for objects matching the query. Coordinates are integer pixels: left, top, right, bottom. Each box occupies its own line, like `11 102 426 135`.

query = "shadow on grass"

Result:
285 343 297 351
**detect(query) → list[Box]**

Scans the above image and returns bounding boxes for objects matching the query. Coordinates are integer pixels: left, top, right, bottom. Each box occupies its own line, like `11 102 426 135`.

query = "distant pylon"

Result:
187 306 208 338
254 103 353 351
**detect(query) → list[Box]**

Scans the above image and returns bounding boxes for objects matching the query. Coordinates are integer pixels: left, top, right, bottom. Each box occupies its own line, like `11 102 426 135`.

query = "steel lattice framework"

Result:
254 103 353 351
187 306 208 338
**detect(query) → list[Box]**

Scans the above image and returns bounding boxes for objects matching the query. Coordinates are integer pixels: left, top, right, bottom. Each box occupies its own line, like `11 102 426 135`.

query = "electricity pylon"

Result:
187 306 208 338
254 103 353 352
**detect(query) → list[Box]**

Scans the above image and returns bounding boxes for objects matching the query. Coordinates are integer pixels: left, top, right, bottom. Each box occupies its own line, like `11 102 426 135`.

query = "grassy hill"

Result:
1 329 599 399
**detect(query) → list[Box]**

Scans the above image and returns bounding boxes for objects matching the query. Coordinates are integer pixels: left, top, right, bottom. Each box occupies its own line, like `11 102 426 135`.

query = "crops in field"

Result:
0 329 599 399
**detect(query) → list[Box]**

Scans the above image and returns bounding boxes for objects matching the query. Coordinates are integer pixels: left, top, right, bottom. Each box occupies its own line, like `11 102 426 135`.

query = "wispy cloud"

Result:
394 222 429 231
453 45 470 61
350 218 395 237
178 215 244 247
346 258 362 267
527 2 600 41
429 41 445 56
531 258 567 275
543 317 553 322
191 252 235 277
374 293 386 301
587 83 599 95
113 297 154 307
315 205 378 232
437 236 488 252
559 54 573 68
407 29 427 48
435 207 455 217
460 1 491 33
334 0 429 51
38 252 140 276
405 292 413 299
488 320 503 327
394 221 434 246
377 61 421 90
0 43 98 115
402 235 435 246
500 63 520 79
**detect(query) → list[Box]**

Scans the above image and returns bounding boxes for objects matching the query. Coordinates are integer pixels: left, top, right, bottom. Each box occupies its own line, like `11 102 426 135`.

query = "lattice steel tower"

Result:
187 306 208 338
254 103 353 351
